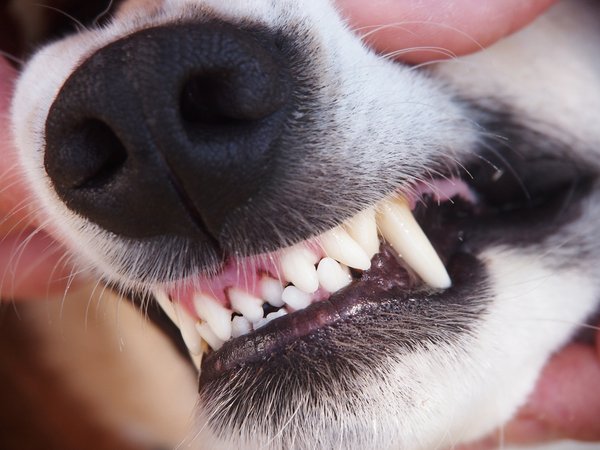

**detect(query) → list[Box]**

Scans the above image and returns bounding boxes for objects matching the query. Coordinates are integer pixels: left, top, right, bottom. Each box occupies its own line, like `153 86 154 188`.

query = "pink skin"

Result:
2 0 598 445
0 58 75 300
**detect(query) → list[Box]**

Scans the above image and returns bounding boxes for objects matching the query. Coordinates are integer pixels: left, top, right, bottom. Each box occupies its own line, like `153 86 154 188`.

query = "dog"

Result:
6 0 600 448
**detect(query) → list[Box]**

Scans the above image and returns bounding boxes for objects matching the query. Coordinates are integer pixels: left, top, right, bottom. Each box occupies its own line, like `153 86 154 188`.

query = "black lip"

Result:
200 246 483 384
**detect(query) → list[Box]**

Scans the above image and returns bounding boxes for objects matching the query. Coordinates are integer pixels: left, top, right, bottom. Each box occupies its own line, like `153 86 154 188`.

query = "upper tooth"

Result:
282 285 312 310
228 288 264 322
260 276 285 307
317 257 352 293
153 290 178 324
321 226 371 270
193 293 233 341
173 303 202 355
196 322 225 350
280 246 319 293
345 208 380 259
377 197 451 289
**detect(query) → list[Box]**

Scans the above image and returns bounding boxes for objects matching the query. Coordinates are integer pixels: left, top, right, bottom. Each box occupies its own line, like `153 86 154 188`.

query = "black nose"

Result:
44 23 291 241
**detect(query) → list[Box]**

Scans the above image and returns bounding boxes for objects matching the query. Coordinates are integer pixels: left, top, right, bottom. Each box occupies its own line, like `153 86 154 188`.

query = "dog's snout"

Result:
44 23 291 240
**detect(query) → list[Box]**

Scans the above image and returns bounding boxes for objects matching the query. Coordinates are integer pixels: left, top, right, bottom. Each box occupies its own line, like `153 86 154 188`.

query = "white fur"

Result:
10 0 600 449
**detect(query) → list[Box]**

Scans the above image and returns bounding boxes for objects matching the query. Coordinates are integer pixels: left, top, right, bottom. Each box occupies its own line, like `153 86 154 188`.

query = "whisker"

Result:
34 3 87 30
0 50 24 67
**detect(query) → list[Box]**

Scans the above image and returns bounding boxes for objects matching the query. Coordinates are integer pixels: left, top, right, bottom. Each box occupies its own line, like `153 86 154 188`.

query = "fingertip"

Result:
336 0 558 63
0 230 78 301
505 344 600 443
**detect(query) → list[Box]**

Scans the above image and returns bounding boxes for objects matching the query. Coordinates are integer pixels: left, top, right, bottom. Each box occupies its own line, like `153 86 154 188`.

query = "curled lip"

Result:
199 174 594 383
148 139 595 383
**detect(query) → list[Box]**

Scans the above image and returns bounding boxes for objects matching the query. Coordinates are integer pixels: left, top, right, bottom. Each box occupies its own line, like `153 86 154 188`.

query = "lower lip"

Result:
200 244 482 383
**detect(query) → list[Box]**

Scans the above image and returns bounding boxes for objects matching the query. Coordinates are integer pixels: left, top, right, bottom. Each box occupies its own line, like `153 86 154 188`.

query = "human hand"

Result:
336 0 600 447
337 0 556 63
0 56 74 300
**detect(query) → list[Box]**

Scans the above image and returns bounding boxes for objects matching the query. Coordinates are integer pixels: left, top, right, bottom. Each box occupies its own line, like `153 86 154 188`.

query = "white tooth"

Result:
228 288 264 323
254 308 288 330
195 322 225 351
231 316 252 338
260 276 285 307
377 197 451 289
321 226 371 270
153 290 178 325
345 209 380 259
173 303 202 355
190 353 203 370
281 285 312 311
280 246 319 293
317 257 352 293
193 294 233 341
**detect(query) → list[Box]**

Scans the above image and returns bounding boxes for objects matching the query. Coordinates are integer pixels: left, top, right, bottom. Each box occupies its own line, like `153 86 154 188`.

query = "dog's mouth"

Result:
158 183 460 359
152 146 593 382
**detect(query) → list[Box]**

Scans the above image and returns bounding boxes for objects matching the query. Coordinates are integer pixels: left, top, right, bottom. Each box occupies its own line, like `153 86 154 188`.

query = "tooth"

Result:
280 246 319 293
254 308 288 330
195 322 225 351
190 353 203 370
173 303 202 355
282 285 312 311
228 288 264 323
377 197 451 289
317 257 352 293
231 315 252 338
345 209 380 259
260 276 285 307
193 293 233 341
320 226 371 270
153 290 178 324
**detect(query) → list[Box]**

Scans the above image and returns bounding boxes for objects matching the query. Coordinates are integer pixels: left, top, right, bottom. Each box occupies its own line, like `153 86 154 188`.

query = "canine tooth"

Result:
231 316 252 338
153 290 178 324
193 294 233 341
317 257 352 293
260 276 285 307
173 303 202 355
346 209 380 259
280 246 319 293
378 197 451 289
282 285 312 310
196 322 225 351
228 288 264 323
321 227 371 270
254 308 288 330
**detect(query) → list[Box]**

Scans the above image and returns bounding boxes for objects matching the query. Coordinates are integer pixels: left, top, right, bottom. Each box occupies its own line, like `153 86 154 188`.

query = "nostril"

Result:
180 73 249 126
45 119 127 190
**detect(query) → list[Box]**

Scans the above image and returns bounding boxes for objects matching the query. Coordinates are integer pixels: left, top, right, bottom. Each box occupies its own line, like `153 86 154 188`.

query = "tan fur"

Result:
4 287 197 449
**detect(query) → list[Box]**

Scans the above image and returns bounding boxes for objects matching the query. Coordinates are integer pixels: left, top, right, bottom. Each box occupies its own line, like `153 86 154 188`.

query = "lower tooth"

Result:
196 322 225 351
317 257 352 293
254 308 288 330
282 285 312 310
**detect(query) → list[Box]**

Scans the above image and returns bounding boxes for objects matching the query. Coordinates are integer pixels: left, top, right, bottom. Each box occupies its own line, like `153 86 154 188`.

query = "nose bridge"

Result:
44 21 292 242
